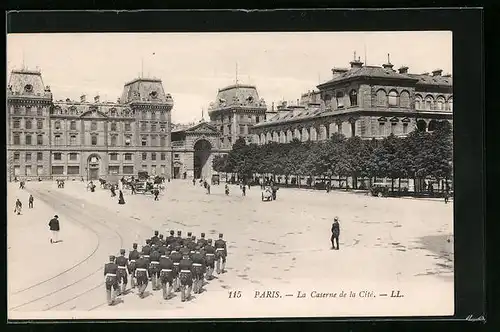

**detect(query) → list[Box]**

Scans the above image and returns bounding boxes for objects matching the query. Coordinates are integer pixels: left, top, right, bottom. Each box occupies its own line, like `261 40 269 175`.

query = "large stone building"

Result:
207 83 268 147
251 56 453 143
7 69 179 181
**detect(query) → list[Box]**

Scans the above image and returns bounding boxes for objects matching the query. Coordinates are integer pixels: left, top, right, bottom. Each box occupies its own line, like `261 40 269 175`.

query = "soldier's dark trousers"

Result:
180 285 192 302
162 281 173 299
332 236 339 250
216 258 226 274
105 281 118 305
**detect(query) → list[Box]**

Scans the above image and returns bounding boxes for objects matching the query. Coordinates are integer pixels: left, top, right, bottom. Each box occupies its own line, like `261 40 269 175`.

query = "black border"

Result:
4 8 485 328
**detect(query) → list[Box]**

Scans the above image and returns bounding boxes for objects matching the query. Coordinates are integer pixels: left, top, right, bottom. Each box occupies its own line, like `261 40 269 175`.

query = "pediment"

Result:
185 122 220 134
80 109 108 119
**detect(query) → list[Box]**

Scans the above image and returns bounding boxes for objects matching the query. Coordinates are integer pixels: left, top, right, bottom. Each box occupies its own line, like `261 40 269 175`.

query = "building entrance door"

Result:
87 154 101 181
193 139 212 180
89 168 99 180
174 166 180 179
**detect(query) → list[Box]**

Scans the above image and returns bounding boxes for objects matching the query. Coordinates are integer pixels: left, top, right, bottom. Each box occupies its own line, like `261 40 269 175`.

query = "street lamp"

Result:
85 167 88 182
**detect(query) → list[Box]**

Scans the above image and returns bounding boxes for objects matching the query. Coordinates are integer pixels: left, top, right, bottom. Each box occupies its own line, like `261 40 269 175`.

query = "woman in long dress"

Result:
118 190 125 205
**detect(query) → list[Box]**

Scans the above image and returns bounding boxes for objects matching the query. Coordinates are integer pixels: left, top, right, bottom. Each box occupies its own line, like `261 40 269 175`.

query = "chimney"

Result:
331 67 349 78
382 53 394 70
94 95 100 103
80 94 86 103
432 69 443 76
398 66 409 74
349 51 364 69
272 102 275 111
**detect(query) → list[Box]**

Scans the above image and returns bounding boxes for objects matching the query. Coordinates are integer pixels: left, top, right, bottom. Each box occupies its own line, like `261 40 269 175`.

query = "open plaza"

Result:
8 179 453 319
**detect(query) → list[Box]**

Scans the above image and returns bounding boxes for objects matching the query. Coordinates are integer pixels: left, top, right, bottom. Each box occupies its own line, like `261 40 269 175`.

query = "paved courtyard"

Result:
8 180 454 319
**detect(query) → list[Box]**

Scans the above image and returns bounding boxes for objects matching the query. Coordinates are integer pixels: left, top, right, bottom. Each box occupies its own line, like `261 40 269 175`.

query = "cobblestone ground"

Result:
8 180 454 319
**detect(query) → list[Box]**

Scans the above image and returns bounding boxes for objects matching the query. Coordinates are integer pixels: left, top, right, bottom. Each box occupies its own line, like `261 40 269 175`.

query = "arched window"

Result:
425 95 434 110
414 95 423 109
400 90 410 108
25 119 32 129
110 136 117 146
417 120 427 132
448 97 453 111
110 109 117 117
376 89 387 106
70 121 77 130
436 96 445 110
388 90 399 106
349 90 358 106
428 120 439 131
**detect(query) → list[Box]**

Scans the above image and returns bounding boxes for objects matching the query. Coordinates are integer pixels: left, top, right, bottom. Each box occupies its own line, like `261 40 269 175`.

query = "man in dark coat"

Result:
331 216 340 250
49 215 60 244
14 199 22 215
104 255 119 305
118 190 125 204
28 195 34 208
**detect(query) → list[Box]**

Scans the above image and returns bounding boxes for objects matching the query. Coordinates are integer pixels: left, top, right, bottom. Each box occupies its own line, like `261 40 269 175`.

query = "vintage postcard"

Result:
7 31 454 320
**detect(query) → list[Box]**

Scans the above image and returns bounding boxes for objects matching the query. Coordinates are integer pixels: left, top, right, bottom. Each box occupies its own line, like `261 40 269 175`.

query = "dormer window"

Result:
150 91 158 99
336 91 345 108
24 84 33 93
349 90 358 107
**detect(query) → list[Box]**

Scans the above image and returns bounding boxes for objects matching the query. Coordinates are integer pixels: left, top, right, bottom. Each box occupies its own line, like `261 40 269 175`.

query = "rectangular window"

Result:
55 121 61 130
150 136 157 146
125 123 131 131
14 152 20 162
162 153 167 160
403 123 408 134
151 153 156 161
25 120 32 129
70 121 77 130
37 165 43 175
123 166 134 174
25 153 31 162
14 106 20 115
14 165 20 176
13 119 20 128
141 138 147 146
91 136 97 145
37 152 43 161
142 165 147 171
91 121 97 131
69 153 78 161
37 107 43 116
142 112 147 120
25 135 32 145
37 135 44 145
70 135 77 145
151 165 157 175
25 165 32 176
160 165 166 174
151 124 156 132
151 112 156 120
51 166 64 175
336 92 345 108
111 122 117 131
379 122 385 136
256 116 260 123
160 136 166 147
110 153 118 161
25 106 32 115
67 166 80 175
108 166 120 175
125 137 131 146
37 120 43 129
54 153 62 161
13 135 20 145
391 122 397 134
124 153 132 161
55 135 61 145
141 122 147 131
110 136 117 146
142 153 147 161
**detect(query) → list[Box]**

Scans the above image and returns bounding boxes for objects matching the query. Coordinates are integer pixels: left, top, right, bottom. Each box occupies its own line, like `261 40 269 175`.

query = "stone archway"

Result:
87 154 101 180
193 139 212 180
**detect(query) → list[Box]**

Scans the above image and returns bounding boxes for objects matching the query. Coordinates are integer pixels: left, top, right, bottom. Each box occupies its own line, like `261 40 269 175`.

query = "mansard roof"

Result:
209 83 267 112
7 69 52 99
120 77 173 105
317 66 418 88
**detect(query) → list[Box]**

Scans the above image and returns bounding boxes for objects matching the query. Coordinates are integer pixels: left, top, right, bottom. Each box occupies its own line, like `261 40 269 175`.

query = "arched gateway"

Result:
87 154 101 180
193 139 212 179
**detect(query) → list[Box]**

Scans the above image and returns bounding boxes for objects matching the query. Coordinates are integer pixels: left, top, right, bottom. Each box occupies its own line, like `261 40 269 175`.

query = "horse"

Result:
98 178 107 189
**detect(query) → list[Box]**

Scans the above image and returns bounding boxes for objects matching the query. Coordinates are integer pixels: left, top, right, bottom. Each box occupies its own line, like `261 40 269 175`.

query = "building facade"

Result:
251 57 453 144
207 84 268 148
7 69 175 181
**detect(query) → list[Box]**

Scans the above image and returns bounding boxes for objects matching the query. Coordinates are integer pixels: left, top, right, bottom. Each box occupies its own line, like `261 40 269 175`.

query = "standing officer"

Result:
104 255 119 306
204 239 216 280
158 234 165 246
197 233 208 248
166 230 175 246
115 249 129 295
134 254 150 298
178 252 194 302
188 235 197 252
151 231 160 246
183 232 193 246
170 245 183 292
331 216 340 250
149 247 161 290
28 194 34 209
214 233 228 274
142 240 152 260
175 231 183 246
159 250 175 300
128 243 141 288
191 246 206 294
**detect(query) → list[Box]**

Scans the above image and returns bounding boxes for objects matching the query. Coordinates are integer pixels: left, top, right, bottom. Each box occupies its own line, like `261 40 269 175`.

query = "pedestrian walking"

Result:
153 187 160 201
49 215 60 244
242 185 246 196
118 190 126 205
271 185 278 200
206 183 211 195
444 190 450 204
14 199 22 215
331 217 340 250
104 255 119 305
225 184 230 196
111 185 116 197
28 194 34 208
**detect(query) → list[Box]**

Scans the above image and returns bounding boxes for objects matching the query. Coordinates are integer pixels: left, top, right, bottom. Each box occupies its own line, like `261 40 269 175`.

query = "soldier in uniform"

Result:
175 231 183 246
191 246 206 294
134 254 150 298
128 243 141 288
331 216 340 250
142 240 152 260
214 233 228 274
170 245 183 292
188 235 197 253
204 239 216 280
159 249 175 299
178 252 194 302
159 234 165 246
197 233 208 248
104 255 119 305
149 246 161 290
115 249 128 295
183 232 193 246
166 230 175 246
151 231 160 246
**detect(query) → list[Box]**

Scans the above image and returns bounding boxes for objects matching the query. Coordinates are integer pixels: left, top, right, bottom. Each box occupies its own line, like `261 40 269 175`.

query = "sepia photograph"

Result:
7 31 454 320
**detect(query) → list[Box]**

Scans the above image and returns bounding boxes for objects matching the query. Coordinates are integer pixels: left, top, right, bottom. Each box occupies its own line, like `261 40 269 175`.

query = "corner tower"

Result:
208 83 267 149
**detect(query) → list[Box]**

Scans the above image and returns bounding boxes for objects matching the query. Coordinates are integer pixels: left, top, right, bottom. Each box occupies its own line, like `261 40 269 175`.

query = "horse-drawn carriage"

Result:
261 186 273 201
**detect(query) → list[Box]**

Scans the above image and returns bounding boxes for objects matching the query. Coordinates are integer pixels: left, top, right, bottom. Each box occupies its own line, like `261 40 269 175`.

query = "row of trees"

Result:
212 122 453 192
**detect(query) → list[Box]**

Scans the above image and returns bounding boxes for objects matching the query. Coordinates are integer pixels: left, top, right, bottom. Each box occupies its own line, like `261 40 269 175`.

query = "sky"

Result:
7 32 452 124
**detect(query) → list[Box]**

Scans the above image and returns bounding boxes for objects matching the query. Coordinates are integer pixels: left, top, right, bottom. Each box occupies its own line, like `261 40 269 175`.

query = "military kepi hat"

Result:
120 249 125 254
109 255 116 261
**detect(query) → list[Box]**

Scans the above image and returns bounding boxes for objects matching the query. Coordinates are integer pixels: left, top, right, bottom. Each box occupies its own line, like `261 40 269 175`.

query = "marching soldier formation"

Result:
103 230 228 305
